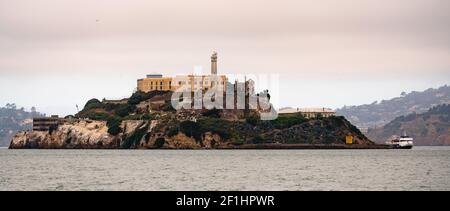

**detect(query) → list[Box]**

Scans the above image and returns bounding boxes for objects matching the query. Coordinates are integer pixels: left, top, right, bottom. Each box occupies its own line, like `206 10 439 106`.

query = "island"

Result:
9 89 389 149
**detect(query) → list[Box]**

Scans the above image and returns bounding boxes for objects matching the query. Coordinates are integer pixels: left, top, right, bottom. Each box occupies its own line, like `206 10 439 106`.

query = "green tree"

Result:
128 91 147 105
202 108 222 118
106 117 122 135
114 104 136 117
84 99 102 110
180 121 202 142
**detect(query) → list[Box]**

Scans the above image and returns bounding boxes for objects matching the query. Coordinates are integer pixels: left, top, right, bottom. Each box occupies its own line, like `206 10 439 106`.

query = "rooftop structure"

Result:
146 74 163 78
279 107 336 118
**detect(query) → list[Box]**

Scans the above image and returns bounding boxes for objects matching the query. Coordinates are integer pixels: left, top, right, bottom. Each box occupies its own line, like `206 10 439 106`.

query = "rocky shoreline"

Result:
8 117 389 150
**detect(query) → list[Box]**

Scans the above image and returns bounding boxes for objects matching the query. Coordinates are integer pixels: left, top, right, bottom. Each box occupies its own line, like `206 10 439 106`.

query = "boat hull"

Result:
392 145 413 149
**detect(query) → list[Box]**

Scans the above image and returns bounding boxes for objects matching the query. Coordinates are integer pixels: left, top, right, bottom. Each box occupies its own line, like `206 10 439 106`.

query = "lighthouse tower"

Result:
211 51 217 75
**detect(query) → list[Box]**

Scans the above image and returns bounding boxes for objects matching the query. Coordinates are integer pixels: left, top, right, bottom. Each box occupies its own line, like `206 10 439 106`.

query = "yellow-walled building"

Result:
137 52 228 93
137 74 228 92
137 74 174 92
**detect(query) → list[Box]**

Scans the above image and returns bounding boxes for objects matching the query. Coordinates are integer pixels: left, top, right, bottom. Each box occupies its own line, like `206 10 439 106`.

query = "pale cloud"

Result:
0 0 449 114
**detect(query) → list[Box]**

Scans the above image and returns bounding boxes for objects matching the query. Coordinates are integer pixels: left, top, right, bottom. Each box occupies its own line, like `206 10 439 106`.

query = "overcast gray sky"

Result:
0 0 449 115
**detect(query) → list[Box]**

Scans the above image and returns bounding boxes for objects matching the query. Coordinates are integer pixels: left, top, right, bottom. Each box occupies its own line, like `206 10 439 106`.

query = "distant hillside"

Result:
336 85 450 128
367 104 450 146
0 104 44 146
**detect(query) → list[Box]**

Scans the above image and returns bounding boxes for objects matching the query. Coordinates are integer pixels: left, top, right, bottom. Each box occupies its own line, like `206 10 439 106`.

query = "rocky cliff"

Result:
10 113 374 149
10 120 115 149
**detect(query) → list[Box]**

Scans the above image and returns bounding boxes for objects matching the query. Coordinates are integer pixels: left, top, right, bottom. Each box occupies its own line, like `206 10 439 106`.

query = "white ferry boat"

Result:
386 133 414 149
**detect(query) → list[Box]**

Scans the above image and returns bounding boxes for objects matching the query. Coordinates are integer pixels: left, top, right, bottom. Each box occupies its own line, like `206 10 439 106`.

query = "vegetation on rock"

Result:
154 137 166 148
106 117 122 135
270 113 307 129
121 122 149 149
179 121 203 142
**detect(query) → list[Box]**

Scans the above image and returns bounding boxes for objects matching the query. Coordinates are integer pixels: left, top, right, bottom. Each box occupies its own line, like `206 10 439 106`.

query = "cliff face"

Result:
9 119 227 149
9 120 116 149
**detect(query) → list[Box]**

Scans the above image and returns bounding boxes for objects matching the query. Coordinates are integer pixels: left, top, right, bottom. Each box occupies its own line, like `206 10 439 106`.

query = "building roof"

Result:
146 74 163 78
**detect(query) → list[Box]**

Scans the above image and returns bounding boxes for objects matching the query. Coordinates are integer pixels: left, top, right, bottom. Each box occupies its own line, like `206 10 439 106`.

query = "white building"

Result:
278 107 336 118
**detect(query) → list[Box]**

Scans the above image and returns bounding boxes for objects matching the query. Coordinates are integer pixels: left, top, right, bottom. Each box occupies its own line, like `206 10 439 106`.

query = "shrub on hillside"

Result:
114 104 136 117
79 111 110 121
245 113 259 126
179 121 202 142
202 108 222 118
128 91 147 105
270 114 307 129
154 137 166 148
128 90 170 105
106 117 122 135
167 127 179 137
104 103 120 111
197 118 232 139
83 98 103 110
229 128 244 145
